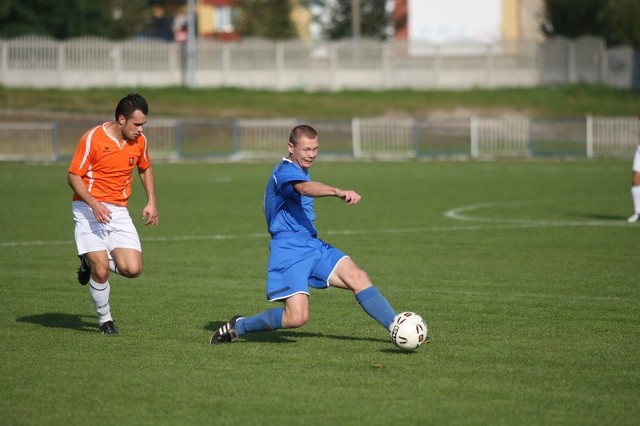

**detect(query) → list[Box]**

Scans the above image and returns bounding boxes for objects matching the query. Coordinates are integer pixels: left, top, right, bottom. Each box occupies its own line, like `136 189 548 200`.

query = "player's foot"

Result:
627 213 640 223
99 320 118 334
210 315 243 343
77 254 90 285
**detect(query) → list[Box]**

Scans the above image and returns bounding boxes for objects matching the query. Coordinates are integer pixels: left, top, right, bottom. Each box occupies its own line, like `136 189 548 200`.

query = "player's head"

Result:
115 93 148 120
289 124 317 146
115 93 148 141
288 124 318 169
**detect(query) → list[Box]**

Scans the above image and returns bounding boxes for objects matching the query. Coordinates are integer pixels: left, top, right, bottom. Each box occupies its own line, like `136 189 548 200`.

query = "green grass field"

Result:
1 85 638 119
1 159 639 425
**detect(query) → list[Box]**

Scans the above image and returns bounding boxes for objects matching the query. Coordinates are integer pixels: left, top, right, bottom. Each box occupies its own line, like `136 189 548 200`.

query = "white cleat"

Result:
627 213 640 223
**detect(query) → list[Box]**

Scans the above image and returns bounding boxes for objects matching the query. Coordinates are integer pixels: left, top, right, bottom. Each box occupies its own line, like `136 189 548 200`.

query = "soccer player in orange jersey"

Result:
68 93 159 334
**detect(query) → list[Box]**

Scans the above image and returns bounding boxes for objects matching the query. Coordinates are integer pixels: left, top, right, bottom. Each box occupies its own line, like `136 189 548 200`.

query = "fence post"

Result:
599 43 608 84
352 117 362 159
434 44 441 87
57 43 65 86
486 43 494 88
175 120 182 159
276 41 284 90
233 120 240 155
382 42 391 89
567 41 576 84
412 118 418 157
470 116 479 158
222 43 231 86
112 44 122 86
52 121 60 161
330 42 338 91
586 115 594 159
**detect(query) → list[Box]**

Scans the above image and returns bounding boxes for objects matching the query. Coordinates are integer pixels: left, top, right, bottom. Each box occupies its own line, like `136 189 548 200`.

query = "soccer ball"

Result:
389 312 428 351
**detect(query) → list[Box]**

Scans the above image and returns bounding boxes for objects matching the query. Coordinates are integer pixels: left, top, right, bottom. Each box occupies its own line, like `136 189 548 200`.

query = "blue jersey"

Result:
264 158 317 238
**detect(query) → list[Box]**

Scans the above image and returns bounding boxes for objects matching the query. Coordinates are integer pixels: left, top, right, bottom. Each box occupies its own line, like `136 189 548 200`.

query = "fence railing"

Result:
0 35 636 90
1 116 637 163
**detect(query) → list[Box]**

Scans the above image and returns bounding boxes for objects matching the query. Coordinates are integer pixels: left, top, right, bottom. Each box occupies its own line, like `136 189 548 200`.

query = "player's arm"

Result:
293 181 361 205
138 166 159 226
67 172 113 223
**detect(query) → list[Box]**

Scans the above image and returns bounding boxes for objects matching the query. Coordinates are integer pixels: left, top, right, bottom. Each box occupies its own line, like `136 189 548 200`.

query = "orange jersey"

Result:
68 122 152 206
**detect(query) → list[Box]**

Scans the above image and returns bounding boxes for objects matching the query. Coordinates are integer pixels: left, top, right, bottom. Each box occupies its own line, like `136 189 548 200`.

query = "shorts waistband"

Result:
271 231 316 240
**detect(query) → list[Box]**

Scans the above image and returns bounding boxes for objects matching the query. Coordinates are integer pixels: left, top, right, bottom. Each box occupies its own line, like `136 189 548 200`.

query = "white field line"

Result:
0 221 627 248
0 198 631 248
444 198 630 227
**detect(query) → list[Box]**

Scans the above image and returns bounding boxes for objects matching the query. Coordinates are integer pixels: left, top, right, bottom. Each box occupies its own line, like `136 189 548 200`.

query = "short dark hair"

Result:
289 124 318 145
115 93 148 120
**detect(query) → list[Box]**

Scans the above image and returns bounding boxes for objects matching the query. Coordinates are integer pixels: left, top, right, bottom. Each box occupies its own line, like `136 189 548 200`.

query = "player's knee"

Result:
92 269 110 283
120 264 143 278
284 311 308 328
349 268 371 292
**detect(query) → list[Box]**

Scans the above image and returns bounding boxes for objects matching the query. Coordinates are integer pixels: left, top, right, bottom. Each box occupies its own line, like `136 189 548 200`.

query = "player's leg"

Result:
281 293 309 328
224 289 309 338
629 172 640 223
72 201 116 333
234 294 308 335
110 248 143 278
240 240 311 332
108 205 143 277
84 250 111 282
328 256 396 330
84 250 116 332
213 294 308 343
212 242 314 343
629 168 640 223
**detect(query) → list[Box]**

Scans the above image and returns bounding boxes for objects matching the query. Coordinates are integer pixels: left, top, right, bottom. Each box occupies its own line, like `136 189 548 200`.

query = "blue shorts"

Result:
266 235 348 301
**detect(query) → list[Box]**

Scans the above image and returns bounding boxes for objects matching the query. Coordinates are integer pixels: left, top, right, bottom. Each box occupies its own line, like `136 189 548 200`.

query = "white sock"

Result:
108 258 120 275
89 278 113 325
632 186 640 213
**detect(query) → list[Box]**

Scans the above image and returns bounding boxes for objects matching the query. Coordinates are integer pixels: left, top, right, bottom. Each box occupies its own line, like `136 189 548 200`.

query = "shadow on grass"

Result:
205 321 388 344
16 313 96 332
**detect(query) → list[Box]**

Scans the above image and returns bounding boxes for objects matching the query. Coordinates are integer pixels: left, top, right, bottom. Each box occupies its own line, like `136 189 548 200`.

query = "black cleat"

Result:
77 255 90 286
210 315 243 344
99 320 118 334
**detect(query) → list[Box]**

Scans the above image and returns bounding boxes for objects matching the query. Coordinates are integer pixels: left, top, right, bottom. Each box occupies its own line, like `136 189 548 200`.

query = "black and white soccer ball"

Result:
389 312 428 351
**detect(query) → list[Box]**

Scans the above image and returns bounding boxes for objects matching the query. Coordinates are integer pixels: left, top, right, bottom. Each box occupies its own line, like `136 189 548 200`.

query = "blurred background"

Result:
0 0 638 162
1 0 639 90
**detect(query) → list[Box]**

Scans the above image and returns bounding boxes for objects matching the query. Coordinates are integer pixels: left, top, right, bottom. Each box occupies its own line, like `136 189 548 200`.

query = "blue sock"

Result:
235 307 284 336
355 286 396 329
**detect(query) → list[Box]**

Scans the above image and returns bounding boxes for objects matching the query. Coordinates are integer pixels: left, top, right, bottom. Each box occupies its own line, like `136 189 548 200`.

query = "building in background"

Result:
198 0 238 41
193 0 311 41
394 0 545 44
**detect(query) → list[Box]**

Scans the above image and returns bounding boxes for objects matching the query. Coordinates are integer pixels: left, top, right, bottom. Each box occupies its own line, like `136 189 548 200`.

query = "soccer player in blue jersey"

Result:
211 124 396 344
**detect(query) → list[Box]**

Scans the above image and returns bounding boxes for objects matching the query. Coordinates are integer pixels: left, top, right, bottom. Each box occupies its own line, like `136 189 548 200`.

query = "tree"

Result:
604 0 640 47
312 0 390 40
543 0 640 47
235 0 297 40
0 0 156 40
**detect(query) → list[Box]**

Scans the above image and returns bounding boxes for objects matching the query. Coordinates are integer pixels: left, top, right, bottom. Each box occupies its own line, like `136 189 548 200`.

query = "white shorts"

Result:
633 144 640 172
72 201 141 255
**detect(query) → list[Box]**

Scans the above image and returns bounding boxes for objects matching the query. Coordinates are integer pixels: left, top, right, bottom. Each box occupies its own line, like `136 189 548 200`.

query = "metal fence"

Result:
0 35 636 90
1 116 637 163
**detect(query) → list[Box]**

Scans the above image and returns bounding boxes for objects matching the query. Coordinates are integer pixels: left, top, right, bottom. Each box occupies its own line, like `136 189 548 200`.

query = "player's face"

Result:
288 135 318 169
119 110 147 141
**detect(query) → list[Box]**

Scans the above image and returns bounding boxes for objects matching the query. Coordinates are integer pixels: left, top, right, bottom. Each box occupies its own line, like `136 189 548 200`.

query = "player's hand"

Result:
92 203 112 224
142 204 159 226
337 189 361 205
